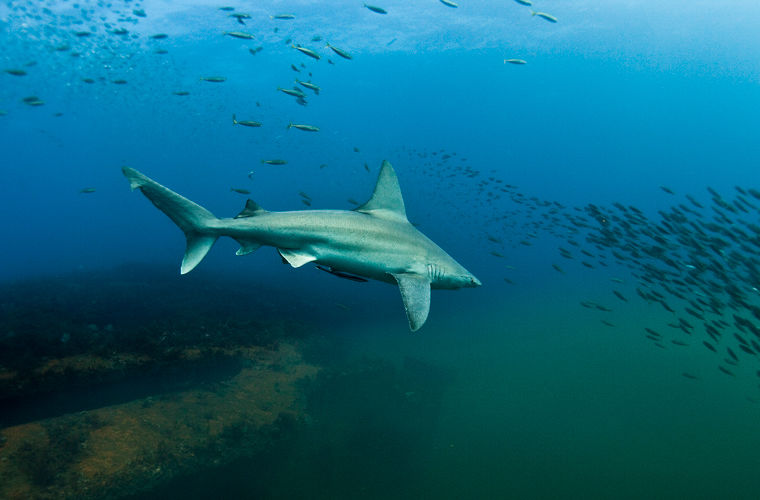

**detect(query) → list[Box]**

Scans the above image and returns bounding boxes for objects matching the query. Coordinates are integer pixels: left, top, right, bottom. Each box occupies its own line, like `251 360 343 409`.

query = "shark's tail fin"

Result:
122 167 219 274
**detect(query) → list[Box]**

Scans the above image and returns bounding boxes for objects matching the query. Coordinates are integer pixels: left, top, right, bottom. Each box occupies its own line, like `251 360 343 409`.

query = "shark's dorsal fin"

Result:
235 199 268 219
391 272 431 332
355 160 408 222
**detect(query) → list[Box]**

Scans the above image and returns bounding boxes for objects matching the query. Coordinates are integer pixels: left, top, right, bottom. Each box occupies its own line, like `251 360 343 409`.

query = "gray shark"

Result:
122 161 480 331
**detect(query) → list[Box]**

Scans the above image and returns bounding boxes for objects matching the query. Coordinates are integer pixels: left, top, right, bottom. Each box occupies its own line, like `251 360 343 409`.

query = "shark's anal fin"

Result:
278 248 317 268
391 273 431 332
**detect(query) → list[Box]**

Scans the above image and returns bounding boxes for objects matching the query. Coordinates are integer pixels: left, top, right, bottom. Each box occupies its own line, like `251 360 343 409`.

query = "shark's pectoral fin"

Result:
278 248 317 268
391 273 431 332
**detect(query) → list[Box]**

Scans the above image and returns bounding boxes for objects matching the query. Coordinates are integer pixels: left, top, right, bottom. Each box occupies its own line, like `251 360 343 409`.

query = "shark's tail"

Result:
122 167 219 274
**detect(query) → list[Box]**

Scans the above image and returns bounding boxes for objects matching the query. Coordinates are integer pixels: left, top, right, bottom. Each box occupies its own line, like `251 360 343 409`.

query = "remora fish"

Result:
123 161 480 331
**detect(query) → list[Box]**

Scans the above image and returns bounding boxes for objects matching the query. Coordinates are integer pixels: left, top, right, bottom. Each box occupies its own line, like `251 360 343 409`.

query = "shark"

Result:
122 161 480 331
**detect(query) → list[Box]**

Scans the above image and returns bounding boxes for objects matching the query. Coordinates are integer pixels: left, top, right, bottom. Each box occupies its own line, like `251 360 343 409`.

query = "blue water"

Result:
2 0 760 498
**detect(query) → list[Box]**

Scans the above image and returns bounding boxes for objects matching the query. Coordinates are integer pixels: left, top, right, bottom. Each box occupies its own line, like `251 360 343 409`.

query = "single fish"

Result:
292 44 320 60
531 11 558 23
271 13 296 20
514 0 532 5
80 187 96 194
224 31 255 39
278 87 307 98
296 79 321 94
326 43 352 60
440 0 458 8
200 76 226 82
505 59 527 65
232 114 262 127
151 33 169 39
288 123 319 132
364 4 387 14
173 91 190 96
4 69 27 76
231 188 251 195
112 79 128 84
122 161 480 331
261 159 287 165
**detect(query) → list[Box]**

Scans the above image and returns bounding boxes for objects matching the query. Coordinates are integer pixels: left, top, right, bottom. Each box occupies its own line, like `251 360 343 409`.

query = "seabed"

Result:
0 266 320 499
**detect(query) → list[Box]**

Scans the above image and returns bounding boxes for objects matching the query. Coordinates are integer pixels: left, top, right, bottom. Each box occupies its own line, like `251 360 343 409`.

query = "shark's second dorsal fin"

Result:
235 199 268 219
355 160 407 222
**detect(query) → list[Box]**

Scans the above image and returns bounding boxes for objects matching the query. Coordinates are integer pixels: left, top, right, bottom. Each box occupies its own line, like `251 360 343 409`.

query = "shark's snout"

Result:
469 276 482 287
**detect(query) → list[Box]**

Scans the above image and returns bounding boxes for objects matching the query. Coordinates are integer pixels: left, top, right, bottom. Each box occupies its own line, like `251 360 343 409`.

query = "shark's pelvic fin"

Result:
355 160 408 222
122 167 219 274
235 199 269 219
234 240 262 256
391 272 431 332
278 248 317 268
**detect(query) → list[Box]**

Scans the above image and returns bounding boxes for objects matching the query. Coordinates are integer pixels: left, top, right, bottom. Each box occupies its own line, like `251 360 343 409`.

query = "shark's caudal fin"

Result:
122 167 219 274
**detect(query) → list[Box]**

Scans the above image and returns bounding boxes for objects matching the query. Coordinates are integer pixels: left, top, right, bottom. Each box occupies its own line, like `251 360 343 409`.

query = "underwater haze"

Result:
2 0 760 498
